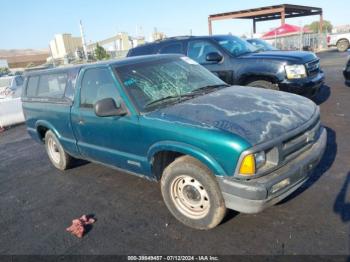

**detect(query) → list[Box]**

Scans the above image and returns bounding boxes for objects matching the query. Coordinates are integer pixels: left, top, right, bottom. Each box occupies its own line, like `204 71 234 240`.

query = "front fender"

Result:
235 60 285 84
238 72 284 85
147 141 227 177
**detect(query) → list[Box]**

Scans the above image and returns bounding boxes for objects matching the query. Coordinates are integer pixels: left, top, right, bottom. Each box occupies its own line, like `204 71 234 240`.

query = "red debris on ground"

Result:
66 215 96 238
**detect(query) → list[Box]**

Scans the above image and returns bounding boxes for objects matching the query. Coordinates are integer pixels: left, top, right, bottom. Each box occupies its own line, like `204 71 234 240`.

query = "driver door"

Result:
71 66 144 173
186 40 234 84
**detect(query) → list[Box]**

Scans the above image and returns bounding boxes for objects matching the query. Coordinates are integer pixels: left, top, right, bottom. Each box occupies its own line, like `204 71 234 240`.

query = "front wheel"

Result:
337 40 349 52
45 130 73 170
161 156 226 230
247 80 279 90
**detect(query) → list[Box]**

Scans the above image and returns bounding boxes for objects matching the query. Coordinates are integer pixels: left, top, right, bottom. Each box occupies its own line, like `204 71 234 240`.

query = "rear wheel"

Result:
161 156 226 230
337 40 349 52
247 80 279 90
45 130 73 170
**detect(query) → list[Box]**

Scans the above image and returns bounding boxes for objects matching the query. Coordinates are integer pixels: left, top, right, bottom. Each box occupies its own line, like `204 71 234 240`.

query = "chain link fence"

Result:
269 33 327 51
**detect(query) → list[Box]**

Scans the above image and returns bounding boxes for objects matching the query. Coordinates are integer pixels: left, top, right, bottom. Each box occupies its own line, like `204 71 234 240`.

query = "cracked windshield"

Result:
116 57 226 112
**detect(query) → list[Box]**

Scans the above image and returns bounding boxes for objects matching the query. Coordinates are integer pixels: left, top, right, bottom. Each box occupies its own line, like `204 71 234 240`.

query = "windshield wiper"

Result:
145 84 229 108
145 95 179 108
191 84 230 94
145 93 196 108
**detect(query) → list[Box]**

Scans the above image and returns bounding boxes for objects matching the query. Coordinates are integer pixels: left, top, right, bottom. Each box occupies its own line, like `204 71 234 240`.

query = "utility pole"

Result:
139 26 144 37
79 20 88 60
299 21 303 51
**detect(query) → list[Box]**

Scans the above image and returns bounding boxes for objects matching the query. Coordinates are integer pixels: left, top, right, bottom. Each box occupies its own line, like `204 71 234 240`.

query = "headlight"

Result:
254 151 266 169
285 64 307 79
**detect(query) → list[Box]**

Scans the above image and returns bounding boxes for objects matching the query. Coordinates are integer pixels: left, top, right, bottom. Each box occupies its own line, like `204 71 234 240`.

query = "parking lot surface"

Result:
0 50 349 255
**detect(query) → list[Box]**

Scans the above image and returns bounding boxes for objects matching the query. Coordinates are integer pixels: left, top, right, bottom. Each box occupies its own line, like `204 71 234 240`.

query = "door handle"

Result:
77 119 85 125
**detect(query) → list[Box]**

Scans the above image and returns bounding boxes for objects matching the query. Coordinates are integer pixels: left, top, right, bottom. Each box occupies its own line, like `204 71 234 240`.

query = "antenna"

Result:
79 20 88 60
139 26 144 37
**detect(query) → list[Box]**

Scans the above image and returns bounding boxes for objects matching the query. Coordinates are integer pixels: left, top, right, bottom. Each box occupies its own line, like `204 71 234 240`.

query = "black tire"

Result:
161 155 226 230
337 40 349 52
45 130 73 170
247 80 279 90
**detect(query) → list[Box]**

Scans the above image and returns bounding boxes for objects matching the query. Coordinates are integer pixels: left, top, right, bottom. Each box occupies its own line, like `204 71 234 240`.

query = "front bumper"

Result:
278 71 325 97
217 127 327 214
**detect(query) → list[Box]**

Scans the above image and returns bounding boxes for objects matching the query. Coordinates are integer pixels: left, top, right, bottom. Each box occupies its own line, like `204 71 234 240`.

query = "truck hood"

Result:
240 51 318 64
146 86 317 145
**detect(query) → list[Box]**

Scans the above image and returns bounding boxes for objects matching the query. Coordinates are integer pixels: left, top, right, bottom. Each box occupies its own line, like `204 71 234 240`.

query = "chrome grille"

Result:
306 59 320 76
281 118 321 162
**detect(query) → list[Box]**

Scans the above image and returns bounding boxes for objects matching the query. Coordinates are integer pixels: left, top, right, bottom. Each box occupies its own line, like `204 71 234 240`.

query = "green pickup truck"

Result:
22 54 327 229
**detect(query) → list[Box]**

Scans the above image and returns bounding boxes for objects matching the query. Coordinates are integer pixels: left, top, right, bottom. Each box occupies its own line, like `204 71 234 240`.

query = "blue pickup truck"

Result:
22 54 327 229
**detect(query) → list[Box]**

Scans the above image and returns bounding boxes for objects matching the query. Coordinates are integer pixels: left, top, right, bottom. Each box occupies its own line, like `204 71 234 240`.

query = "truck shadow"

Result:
70 159 90 169
333 172 350 223
278 126 337 205
312 84 331 105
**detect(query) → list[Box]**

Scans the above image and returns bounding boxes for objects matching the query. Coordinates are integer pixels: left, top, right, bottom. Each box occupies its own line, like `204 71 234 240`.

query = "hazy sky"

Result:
1 0 349 49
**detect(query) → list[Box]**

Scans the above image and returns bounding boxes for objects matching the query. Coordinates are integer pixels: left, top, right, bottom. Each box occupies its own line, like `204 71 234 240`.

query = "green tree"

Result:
26 62 35 68
306 20 333 33
94 43 111 60
0 67 10 75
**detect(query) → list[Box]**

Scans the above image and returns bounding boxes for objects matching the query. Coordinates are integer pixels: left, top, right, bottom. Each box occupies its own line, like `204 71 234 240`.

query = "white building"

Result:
88 32 145 53
0 59 8 68
49 34 83 59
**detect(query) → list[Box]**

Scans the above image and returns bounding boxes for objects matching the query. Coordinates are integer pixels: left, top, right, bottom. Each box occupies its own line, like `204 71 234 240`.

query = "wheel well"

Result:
240 75 277 85
337 38 350 45
151 151 184 180
37 125 49 141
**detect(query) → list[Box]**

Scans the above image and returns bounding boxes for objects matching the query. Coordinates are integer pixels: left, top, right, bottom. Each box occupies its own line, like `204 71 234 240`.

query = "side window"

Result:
26 76 39 97
64 68 80 100
187 40 221 64
37 73 67 98
249 40 262 49
159 43 183 54
15 76 24 86
80 68 119 109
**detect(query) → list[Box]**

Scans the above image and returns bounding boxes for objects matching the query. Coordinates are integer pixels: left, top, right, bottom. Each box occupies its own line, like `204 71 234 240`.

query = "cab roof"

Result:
130 35 229 49
23 54 183 77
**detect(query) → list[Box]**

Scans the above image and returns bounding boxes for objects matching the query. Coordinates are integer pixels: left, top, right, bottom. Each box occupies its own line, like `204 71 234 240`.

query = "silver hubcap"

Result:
170 175 210 219
48 137 60 164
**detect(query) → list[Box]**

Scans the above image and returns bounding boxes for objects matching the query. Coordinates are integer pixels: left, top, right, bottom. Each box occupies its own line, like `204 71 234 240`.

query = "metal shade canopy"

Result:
208 4 323 35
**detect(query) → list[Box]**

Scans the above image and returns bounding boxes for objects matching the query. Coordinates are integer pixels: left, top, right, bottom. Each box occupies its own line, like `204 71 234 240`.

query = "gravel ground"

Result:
0 50 349 255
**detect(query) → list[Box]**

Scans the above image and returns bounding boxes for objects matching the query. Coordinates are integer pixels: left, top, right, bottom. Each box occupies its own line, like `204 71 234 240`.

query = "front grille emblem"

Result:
307 61 320 71
306 131 315 143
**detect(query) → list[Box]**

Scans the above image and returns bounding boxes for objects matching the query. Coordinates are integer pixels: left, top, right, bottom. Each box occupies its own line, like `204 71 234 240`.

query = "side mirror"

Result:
94 98 127 117
206 52 223 63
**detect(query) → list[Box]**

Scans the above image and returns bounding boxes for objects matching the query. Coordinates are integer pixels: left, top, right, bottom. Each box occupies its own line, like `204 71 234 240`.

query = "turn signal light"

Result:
239 154 256 176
